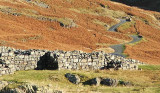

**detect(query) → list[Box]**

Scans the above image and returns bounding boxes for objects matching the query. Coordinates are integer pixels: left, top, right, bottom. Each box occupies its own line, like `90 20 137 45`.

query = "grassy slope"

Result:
0 65 160 93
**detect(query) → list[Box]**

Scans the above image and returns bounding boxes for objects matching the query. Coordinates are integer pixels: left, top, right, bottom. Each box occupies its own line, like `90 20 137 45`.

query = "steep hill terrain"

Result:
0 0 160 64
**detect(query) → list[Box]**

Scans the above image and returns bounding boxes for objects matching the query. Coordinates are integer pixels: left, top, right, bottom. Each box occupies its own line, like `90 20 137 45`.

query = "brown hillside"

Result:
0 0 160 64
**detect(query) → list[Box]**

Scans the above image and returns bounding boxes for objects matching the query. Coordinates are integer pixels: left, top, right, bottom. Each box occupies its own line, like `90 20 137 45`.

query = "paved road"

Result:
108 19 143 57
110 44 126 57
108 19 127 31
128 35 142 44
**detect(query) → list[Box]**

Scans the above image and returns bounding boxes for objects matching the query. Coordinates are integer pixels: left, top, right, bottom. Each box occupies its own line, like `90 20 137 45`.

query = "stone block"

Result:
74 59 79 62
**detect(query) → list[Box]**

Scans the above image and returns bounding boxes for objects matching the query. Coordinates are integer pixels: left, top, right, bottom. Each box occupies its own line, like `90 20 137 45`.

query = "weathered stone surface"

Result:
0 82 62 93
65 73 81 84
0 46 144 76
0 81 8 90
90 77 102 86
119 80 133 86
101 78 119 87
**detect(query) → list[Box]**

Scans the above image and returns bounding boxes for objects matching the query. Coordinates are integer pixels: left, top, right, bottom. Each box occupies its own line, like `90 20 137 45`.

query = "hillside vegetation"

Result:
0 0 160 64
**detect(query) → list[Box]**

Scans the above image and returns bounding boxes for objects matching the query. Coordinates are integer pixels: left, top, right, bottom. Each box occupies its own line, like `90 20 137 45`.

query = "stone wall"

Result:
52 51 144 70
0 46 144 76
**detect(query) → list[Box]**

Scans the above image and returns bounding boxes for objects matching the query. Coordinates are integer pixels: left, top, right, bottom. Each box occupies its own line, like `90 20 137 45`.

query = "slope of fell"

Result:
0 0 160 64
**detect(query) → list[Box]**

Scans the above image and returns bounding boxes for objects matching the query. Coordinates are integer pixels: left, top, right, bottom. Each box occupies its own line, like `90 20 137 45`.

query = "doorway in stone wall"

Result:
37 52 58 70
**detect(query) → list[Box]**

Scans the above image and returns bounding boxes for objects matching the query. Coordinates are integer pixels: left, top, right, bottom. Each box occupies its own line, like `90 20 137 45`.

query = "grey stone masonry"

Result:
0 46 145 76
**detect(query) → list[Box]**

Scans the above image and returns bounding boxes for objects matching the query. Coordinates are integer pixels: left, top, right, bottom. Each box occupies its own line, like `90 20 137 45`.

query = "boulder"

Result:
90 77 102 86
101 78 118 87
119 80 133 86
0 81 8 90
65 73 80 84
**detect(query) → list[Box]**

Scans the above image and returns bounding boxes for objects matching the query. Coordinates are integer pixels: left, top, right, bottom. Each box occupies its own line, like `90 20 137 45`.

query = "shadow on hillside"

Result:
110 0 160 12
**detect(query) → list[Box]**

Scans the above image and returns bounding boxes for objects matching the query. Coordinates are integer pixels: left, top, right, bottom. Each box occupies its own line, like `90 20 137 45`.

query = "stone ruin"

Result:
0 46 145 76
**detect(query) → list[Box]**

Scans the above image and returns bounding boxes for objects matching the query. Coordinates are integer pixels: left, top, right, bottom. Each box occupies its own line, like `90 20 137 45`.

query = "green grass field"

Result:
0 65 160 93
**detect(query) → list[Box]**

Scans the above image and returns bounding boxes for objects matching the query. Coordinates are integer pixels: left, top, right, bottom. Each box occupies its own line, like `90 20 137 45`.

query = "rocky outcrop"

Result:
0 81 9 90
89 77 102 86
65 73 81 84
84 77 133 87
65 74 133 87
101 78 119 87
25 0 50 8
0 81 62 93
119 80 133 86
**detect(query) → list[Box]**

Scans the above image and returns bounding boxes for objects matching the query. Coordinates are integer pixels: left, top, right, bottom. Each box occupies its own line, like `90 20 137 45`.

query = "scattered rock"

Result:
89 77 102 86
101 78 119 87
0 82 63 93
65 73 81 84
119 80 133 86
25 0 49 8
84 77 132 87
0 81 8 90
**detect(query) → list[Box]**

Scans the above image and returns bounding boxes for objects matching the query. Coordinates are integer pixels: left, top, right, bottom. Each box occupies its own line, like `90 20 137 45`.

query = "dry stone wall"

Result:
55 51 144 70
0 46 144 76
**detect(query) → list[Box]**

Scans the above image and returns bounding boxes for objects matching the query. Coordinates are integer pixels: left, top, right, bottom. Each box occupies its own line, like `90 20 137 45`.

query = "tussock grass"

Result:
92 19 111 29
0 68 160 92
0 5 74 27
93 19 107 26
118 21 135 31
70 7 127 18
20 35 42 42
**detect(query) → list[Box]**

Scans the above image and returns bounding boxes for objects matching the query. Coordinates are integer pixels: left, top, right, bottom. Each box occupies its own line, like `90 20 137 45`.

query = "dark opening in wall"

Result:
37 52 58 70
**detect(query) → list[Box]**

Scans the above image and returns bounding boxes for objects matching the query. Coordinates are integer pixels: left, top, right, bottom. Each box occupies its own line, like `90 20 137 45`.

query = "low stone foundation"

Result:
0 46 145 76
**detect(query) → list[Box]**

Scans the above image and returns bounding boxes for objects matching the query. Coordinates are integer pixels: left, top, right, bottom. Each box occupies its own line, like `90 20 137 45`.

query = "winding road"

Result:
108 19 143 57
108 19 127 31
